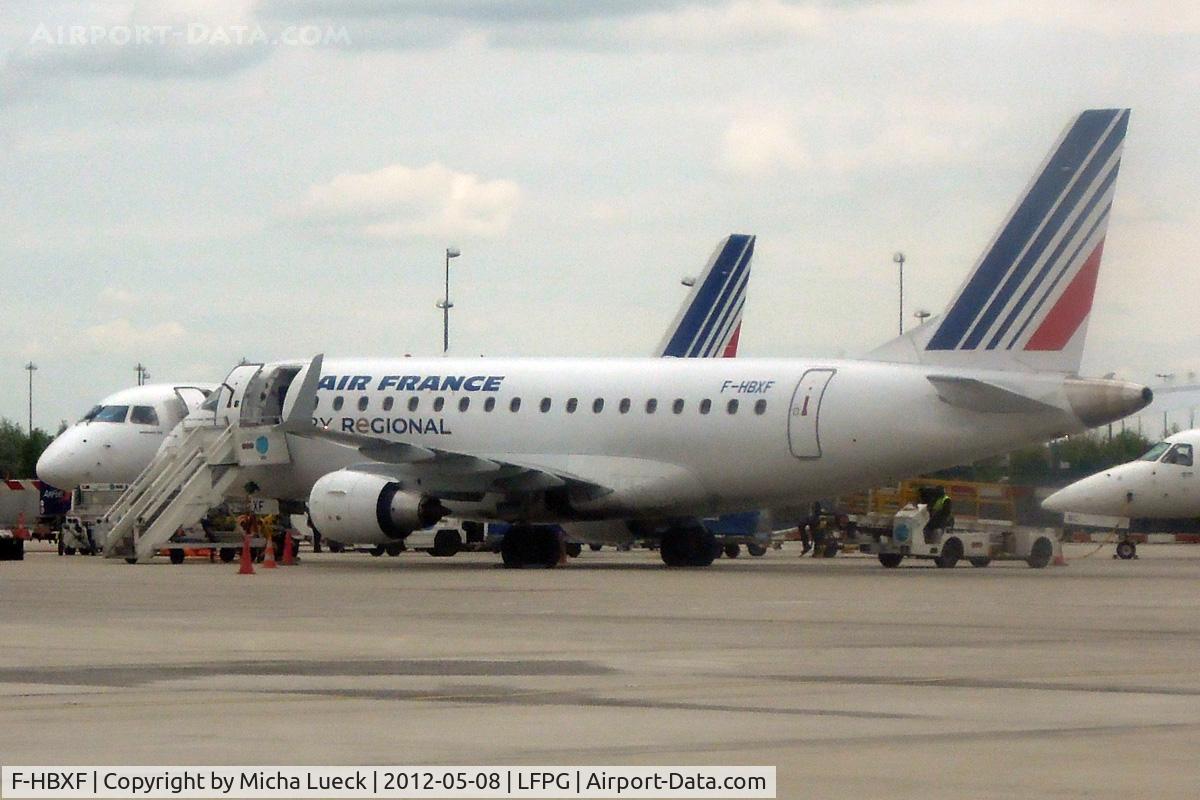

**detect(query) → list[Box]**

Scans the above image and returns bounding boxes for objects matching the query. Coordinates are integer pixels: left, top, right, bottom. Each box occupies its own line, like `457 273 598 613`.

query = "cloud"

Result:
292 162 521 240
720 117 811 176
84 319 187 351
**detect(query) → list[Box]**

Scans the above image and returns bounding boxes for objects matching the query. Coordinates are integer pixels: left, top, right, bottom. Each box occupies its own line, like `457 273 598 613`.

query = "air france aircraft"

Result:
36 383 214 488
1042 430 1200 518
36 233 753 499
165 109 1149 568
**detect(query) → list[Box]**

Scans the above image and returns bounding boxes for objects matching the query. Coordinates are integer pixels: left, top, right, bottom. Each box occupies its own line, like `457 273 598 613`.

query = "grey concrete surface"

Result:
2 542 1199 798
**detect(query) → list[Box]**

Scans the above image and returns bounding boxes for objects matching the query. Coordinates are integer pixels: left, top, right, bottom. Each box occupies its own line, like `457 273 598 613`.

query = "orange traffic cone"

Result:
237 531 255 575
262 534 277 569
281 531 295 565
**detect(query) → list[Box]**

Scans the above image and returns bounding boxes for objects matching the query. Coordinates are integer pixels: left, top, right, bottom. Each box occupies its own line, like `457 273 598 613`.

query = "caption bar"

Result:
2 767 775 799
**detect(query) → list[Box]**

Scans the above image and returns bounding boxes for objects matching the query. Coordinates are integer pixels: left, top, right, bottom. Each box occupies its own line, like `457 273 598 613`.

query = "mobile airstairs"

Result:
101 356 323 562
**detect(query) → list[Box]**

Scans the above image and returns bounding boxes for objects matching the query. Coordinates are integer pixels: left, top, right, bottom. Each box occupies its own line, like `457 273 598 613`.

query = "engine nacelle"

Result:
308 470 448 545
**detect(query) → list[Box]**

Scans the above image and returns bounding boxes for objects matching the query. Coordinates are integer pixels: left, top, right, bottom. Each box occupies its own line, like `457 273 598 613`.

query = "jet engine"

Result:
308 470 448 544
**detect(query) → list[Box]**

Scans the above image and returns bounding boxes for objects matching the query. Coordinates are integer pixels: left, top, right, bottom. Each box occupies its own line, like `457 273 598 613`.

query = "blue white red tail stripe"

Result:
658 234 754 359
927 109 1129 355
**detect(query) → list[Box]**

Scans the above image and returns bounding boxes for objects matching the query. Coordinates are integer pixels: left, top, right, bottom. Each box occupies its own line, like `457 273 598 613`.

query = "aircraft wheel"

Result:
125 557 138 565
659 529 690 567
327 540 345 553
501 526 559 568
168 549 185 565
385 542 404 557
564 541 583 558
747 543 768 557
370 545 386 557
685 528 717 567
1027 537 1054 568
969 557 991 568
723 542 740 559
219 548 237 563
935 537 962 569
63 546 76 556
878 553 903 568
1115 540 1137 560
432 529 462 557
589 543 603 552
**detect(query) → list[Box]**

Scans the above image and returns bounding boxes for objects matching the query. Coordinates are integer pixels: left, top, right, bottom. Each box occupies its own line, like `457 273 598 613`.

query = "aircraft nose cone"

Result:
1064 378 1154 428
36 436 81 491
1042 471 1129 516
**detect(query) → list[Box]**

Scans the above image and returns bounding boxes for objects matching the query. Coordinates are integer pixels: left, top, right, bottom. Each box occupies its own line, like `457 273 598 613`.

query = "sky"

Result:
2 0 1199 432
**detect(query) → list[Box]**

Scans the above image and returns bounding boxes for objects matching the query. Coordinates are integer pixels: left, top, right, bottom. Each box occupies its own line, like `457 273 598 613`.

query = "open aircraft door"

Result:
788 369 836 458
212 364 263 427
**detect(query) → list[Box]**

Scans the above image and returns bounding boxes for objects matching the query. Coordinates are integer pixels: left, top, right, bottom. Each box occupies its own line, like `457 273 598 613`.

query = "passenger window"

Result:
727 399 739 414
593 398 604 413
646 399 658 414
130 406 159 426
755 399 767 415
510 397 522 412
408 396 419 412
619 398 631 414
357 396 369 411
699 399 711 415
484 397 496 412
540 397 552 413
433 397 445 412
672 399 684 414
333 397 344 412
566 398 578 414
383 397 394 412
459 397 470 412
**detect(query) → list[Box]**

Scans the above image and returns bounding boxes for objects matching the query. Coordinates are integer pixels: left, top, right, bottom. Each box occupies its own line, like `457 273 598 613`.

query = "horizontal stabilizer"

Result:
927 375 1058 414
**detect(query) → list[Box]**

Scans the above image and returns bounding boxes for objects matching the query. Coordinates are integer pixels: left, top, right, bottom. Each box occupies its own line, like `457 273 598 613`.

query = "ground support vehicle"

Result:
847 506 1060 568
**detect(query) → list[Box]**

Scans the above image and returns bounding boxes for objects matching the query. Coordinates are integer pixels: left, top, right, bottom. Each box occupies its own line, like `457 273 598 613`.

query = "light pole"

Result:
24 362 37 433
1155 372 1175 437
437 247 461 354
135 363 150 386
893 252 906 335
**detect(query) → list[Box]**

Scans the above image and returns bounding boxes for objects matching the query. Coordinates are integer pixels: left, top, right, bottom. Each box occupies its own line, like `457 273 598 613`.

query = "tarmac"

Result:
2 541 1199 799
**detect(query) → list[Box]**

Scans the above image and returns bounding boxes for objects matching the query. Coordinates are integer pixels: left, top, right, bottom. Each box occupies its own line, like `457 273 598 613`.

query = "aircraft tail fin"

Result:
656 234 754 358
869 109 1129 374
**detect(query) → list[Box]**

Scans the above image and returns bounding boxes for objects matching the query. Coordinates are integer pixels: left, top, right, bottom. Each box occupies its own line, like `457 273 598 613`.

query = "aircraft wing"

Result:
285 423 612 502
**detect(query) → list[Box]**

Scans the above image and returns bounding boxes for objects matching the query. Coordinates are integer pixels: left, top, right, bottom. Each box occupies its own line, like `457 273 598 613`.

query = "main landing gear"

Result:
500 525 561 568
659 526 718 567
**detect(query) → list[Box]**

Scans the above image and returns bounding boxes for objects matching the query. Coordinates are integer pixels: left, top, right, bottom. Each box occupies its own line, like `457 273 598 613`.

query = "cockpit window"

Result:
1139 442 1171 462
92 405 129 423
1162 443 1194 467
130 406 160 426
201 394 219 412
80 405 102 422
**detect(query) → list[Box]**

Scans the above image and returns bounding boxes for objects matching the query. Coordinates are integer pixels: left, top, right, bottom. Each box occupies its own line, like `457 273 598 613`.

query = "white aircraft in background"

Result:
1042 431 1200 519
36 383 214 488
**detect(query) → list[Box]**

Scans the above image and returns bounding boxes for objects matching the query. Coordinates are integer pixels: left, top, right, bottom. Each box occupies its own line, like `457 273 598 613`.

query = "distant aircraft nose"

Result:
1042 469 1132 517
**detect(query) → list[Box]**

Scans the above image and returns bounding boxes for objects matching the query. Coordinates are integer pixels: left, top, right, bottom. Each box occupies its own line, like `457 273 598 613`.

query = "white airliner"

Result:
36 233 753 498
36 383 214 488
1042 430 1200 518
44 110 1150 569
